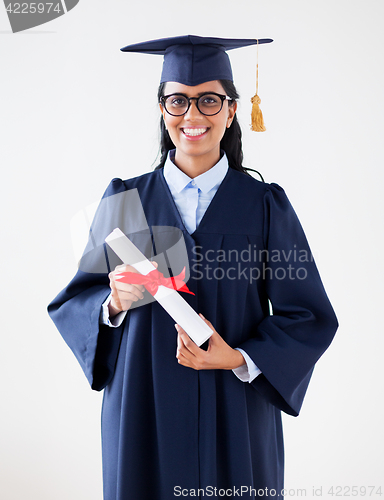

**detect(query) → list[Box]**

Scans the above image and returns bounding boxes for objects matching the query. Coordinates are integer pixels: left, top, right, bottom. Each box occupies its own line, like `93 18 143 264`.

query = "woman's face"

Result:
160 80 237 169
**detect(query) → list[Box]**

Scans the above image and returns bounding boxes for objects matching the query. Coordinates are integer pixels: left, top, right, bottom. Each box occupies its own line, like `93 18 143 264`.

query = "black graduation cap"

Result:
121 35 273 131
121 35 272 86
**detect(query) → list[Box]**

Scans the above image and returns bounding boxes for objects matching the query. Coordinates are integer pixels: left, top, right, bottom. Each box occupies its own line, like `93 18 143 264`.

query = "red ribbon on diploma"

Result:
115 267 195 296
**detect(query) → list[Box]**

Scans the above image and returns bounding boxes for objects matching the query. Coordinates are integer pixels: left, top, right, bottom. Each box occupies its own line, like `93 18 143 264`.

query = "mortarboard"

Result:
121 35 273 131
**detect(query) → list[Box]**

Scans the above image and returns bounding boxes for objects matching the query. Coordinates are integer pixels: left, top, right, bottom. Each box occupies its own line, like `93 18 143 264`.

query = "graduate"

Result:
48 35 338 500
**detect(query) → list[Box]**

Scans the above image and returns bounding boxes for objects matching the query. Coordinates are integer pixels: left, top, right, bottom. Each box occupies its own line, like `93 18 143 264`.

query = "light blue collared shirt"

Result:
163 150 228 234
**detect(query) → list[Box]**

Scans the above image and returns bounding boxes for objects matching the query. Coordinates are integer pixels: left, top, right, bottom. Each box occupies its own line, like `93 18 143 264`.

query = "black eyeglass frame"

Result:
160 92 233 117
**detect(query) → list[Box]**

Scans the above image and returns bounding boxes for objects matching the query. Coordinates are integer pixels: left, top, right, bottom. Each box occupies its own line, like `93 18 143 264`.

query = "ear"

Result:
227 101 237 128
159 103 168 129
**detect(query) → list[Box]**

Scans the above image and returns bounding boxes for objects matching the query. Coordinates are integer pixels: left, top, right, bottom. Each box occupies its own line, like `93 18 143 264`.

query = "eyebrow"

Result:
168 91 219 97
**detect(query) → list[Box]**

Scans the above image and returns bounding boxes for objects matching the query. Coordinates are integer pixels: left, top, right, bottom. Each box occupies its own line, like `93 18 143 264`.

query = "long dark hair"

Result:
155 80 249 175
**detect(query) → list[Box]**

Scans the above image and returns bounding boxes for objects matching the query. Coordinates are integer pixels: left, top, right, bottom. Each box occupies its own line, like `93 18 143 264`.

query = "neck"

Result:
173 148 221 178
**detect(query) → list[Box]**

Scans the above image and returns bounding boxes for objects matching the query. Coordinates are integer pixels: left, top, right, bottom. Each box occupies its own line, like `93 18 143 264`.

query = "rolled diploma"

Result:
105 228 213 346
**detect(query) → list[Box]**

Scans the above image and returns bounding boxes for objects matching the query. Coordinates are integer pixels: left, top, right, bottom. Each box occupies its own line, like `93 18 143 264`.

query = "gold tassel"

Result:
250 39 266 132
251 94 266 132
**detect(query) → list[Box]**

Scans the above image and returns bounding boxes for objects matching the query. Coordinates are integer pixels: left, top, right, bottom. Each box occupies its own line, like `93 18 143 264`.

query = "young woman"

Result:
49 36 338 500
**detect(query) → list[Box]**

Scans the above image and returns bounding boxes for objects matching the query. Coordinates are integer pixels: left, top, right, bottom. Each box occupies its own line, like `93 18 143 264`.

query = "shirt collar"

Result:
163 149 229 194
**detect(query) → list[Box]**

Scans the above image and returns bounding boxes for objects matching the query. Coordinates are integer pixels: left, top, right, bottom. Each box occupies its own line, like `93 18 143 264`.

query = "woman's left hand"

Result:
175 315 246 371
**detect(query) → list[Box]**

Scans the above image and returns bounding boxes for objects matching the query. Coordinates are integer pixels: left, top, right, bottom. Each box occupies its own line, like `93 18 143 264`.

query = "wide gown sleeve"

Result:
48 179 129 391
238 183 338 416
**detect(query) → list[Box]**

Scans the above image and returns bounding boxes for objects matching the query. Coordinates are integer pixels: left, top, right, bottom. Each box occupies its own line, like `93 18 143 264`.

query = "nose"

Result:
184 99 202 120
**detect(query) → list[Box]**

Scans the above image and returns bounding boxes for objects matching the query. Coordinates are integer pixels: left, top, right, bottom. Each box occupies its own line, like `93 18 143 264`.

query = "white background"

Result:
1 0 383 498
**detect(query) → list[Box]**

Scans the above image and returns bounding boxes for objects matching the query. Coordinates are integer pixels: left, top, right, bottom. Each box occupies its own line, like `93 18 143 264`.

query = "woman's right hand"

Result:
108 263 156 317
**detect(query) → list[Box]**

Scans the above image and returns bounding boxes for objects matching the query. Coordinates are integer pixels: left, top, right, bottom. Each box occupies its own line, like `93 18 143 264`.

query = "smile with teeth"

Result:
182 128 209 137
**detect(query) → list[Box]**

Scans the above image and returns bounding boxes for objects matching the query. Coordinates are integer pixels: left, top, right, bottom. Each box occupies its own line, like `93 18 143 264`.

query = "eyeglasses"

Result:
160 92 233 117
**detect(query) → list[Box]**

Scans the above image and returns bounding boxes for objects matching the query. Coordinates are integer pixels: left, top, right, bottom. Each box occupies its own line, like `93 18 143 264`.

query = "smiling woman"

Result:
157 77 244 174
48 35 338 500
159 80 237 177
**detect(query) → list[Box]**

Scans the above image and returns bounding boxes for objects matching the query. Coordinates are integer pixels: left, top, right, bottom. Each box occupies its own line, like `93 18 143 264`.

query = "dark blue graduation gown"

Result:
48 167 338 499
